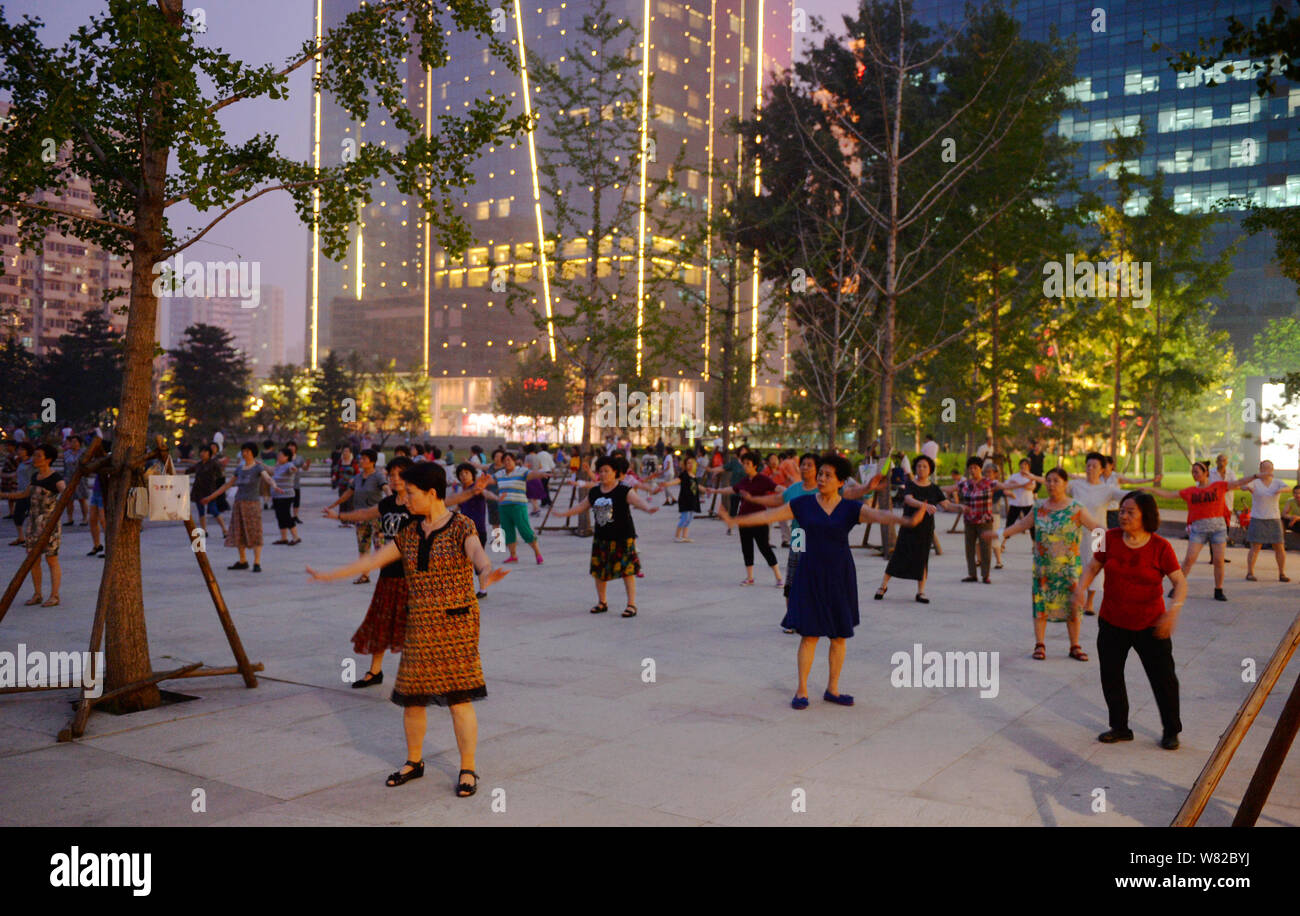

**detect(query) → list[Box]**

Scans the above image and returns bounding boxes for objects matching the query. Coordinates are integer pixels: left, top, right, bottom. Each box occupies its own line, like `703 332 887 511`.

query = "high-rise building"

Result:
0 104 130 355
308 1 795 436
914 0 1300 346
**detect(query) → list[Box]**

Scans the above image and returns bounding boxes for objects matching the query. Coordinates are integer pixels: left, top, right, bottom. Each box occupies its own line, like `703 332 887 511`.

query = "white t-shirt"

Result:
1068 478 1123 514
212 431 224 451
375 451 386 468
1208 467 1235 484
537 450 555 472
1247 478 1287 519
1100 471 1123 511
1004 472 1036 508
921 440 939 461
976 443 993 460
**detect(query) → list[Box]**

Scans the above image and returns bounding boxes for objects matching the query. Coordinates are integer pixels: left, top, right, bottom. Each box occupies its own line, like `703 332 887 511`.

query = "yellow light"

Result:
636 0 652 376
514 0 556 361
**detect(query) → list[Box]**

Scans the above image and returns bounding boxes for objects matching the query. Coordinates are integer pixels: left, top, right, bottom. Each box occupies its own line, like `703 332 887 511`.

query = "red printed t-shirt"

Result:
1096 529 1181 630
1179 481 1229 524
734 473 777 516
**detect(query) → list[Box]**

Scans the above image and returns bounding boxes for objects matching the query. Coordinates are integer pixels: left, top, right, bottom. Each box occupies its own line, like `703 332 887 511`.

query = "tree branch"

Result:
160 179 326 259
1 198 133 233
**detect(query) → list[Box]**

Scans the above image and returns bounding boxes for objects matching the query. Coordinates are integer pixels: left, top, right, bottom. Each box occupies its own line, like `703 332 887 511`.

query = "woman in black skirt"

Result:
875 455 961 603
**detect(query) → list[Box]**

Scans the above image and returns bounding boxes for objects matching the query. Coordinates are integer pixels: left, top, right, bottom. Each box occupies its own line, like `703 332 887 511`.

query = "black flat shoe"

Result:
252 564 262 572
874 587 887 600
352 670 383 689
962 576 977 583
457 768 478 797
1160 733 1180 750
475 590 487 598
1214 588 1227 601
386 760 424 787
227 561 249 570
915 594 930 603
1098 728 1134 743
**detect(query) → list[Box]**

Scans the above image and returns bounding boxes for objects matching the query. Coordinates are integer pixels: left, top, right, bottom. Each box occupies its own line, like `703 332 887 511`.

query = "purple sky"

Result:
5 0 858 365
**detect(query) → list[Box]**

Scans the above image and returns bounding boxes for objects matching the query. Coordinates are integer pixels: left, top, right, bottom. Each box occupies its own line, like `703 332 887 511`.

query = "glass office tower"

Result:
913 0 1300 346
308 0 794 437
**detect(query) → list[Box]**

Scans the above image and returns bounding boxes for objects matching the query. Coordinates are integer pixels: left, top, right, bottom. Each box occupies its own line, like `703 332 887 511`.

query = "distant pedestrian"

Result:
202 442 286 573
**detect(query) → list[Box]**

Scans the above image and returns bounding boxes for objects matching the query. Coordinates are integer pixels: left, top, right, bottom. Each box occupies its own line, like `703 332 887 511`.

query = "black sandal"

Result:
351 670 383 689
622 604 637 617
874 587 887 600
915 594 930 604
457 768 478 797
589 603 608 614
386 760 424 787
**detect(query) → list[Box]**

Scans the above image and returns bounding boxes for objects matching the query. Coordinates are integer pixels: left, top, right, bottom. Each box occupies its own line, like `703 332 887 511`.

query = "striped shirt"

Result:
494 467 530 505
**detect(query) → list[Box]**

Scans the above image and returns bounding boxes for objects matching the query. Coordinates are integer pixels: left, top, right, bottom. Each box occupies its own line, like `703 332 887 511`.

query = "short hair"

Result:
240 441 258 456
594 454 618 473
800 452 819 466
818 453 853 483
966 456 983 469
198 445 212 459
278 447 293 460
67 435 81 446
742 451 762 466
360 448 378 464
412 443 425 455
285 440 297 449
1084 451 1105 466
455 461 476 480
262 438 274 449
492 447 504 459
925 432 934 439
393 445 410 456
36 443 58 461
1103 455 1115 468
431 446 443 460
1120 490 1160 532
1019 457 1030 468
613 454 630 475
1045 466 1070 485
386 456 413 476
503 451 518 463
914 454 935 476
402 460 447 498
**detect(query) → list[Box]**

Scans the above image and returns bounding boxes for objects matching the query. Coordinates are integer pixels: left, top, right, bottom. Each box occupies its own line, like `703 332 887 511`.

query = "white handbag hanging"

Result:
146 456 191 522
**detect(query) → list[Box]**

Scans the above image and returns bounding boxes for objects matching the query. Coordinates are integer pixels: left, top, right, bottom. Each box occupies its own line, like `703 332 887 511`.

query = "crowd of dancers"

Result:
3 425 1297 795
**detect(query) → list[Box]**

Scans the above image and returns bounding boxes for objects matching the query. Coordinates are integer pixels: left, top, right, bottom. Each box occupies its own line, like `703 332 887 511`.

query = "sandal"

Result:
1281 575 1291 582
622 604 638 618
1245 573 1257 581
386 760 424 787
1069 644 1089 662
739 578 754 586
24 594 42 606
1032 643 1046 660
353 575 370 584
773 579 783 589
915 594 930 604
271 539 289 545
589 603 608 614
457 768 478 797
42 596 59 607
874 587 887 600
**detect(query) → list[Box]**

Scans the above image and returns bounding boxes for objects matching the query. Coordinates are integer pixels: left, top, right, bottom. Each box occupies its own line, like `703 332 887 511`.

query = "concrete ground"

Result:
1 486 1297 827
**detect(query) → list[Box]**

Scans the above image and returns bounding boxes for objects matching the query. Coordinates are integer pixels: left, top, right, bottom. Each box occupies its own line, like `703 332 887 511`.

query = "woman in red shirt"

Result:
1150 461 1253 601
706 452 783 586
1074 491 1188 749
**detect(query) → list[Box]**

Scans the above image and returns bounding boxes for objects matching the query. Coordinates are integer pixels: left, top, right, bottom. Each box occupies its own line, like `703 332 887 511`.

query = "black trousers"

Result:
740 524 778 569
272 496 296 531
293 487 302 513
1097 618 1181 735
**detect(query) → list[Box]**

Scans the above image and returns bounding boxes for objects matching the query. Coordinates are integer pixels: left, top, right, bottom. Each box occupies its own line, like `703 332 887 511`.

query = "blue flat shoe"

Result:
823 690 854 706
791 696 809 710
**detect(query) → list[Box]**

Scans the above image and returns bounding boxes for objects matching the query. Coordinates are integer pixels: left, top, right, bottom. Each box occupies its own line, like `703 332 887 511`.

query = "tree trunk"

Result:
990 265 1000 451
1110 302 1122 457
95 8 184 710
1153 295 1163 478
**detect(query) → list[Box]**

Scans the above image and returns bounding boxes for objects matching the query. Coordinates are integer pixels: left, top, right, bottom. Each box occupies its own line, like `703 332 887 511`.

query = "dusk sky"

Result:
6 0 863 363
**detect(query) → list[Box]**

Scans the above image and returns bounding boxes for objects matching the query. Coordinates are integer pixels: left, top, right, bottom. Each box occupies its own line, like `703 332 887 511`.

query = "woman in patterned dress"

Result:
995 467 1104 662
0 443 66 606
309 462 507 797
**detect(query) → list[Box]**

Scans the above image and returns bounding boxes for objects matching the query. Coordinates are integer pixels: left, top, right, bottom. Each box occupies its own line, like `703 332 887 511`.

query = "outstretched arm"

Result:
628 490 659 513
307 541 402 582
325 504 380 523
464 534 508 589
718 503 794 528
553 497 592 518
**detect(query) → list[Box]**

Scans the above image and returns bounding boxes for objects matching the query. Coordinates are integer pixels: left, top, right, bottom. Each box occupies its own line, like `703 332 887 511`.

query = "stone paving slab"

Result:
1 485 1298 826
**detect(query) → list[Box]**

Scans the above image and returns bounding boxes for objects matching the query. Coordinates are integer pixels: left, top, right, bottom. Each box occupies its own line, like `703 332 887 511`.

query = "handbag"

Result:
146 456 191 522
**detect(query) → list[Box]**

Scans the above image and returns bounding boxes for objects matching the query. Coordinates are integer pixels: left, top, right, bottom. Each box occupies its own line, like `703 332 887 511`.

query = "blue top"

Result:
781 495 864 638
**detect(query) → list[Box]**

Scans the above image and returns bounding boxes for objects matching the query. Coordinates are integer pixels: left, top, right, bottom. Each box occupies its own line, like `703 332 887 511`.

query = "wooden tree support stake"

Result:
1232 670 1300 827
1172 609 1300 826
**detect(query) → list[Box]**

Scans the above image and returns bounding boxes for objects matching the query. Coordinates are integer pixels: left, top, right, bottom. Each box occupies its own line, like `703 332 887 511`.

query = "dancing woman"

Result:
554 455 658 617
995 467 1105 661
201 442 286 573
0 443 66 606
1074 491 1187 749
1066 452 1151 615
309 461 508 796
654 453 702 542
705 452 783 587
493 452 547 564
323 457 415 689
1149 462 1252 601
875 455 960 603
718 454 926 708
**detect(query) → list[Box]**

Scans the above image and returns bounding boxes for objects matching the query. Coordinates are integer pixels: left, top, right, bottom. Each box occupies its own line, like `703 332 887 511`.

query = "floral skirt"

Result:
224 500 262 549
590 537 641 581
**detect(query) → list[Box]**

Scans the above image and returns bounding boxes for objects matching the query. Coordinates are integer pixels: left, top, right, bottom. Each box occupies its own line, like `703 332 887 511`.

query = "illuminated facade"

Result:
308 0 794 437
914 0 1300 345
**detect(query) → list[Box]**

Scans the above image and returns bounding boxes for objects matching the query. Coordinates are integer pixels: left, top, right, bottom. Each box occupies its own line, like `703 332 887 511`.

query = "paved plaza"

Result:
1 485 1298 827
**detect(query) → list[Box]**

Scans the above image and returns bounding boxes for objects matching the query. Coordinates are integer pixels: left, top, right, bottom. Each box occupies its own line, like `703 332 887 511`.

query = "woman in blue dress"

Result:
720 454 926 709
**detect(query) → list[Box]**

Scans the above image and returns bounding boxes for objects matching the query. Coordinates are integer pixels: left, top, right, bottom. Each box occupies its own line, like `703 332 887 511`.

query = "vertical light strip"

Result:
636 0 652 376
750 0 764 389
355 202 363 301
424 53 432 376
514 0 555 360
310 0 322 369
703 0 717 380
